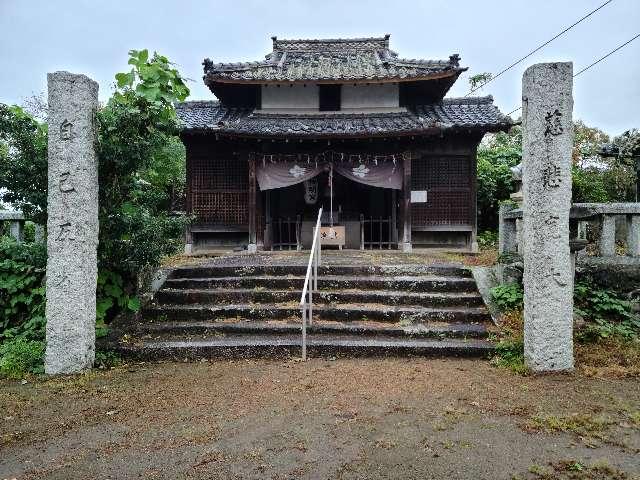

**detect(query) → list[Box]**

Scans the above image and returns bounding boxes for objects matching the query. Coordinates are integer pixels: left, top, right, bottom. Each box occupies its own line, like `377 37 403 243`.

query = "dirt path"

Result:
1 358 639 479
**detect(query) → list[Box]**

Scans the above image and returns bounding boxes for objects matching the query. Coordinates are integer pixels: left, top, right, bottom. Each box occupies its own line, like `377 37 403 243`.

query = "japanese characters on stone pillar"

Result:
522 62 574 372
45 72 99 374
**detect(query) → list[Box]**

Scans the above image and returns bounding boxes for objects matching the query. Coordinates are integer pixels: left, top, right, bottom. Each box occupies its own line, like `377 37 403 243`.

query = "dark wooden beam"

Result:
402 151 412 252
470 145 479 252
248 155 257 252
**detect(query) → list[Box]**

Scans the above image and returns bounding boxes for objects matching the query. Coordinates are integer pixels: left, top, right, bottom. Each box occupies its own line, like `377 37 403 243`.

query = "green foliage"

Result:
468 72 493 92
476 128 522 231
572 120 610 165
574 280 640 341
96 270 141 333
0 104 48 224
0 49 191 373
490 283 524 312
0 337 45 378
477 230 498 249
0 237 46 341
94 350 122 369
97 49 190 284
571 165 609 203
492 339 527 375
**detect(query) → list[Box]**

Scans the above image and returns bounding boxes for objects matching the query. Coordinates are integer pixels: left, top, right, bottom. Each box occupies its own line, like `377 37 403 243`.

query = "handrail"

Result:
300 207 323 360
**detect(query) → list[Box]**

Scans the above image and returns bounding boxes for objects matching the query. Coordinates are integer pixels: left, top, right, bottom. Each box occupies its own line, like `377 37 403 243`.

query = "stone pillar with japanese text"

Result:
522 62 574 372
45 72 99 374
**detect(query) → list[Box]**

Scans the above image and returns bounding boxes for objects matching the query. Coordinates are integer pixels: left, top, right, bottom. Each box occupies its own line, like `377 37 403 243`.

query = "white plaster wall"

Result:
341 83 399 110
261 84 319 109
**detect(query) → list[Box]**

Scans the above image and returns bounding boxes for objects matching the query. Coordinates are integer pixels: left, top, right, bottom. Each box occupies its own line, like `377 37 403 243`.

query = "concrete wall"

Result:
260 83 399 111
261 84 319 110
342 83 399 110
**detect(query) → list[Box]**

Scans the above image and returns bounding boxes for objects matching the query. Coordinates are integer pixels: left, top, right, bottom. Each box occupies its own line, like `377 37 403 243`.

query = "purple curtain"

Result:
256 158 403 191
256 161 326 191
333 161 402 189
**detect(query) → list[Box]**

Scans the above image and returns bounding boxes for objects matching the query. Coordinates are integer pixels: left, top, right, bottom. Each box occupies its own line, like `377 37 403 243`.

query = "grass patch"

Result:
576 337 640 378
491 310 528 375
524 413 613 439
0 338 45 378
520 459 630 479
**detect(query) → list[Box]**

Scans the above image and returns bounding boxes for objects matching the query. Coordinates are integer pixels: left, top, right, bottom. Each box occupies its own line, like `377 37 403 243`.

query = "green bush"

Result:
0 237 46 341
574 280 640 341
490 283 524 312
477 230 498 249
491 339 527 375
0 337 45 378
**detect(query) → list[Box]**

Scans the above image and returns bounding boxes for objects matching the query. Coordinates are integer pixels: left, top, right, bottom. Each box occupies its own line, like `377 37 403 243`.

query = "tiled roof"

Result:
175 97 513 138
203 35 465 83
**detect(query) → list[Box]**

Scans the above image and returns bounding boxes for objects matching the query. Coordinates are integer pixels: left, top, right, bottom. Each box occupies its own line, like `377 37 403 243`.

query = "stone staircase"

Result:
107 253 496 359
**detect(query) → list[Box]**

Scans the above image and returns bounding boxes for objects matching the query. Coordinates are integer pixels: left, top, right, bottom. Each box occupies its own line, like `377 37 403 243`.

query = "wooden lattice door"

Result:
411 155 472 227
190 155 249 227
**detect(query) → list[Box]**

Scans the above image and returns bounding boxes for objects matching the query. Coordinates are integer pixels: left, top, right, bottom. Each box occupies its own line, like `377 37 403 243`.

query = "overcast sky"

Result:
0 0 638 135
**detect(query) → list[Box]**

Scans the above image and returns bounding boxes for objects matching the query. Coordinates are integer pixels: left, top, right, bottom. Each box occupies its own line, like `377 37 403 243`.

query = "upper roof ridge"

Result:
271 35 391 52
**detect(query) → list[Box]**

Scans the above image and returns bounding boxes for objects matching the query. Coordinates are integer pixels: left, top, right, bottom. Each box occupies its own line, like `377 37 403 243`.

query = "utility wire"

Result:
466 0 614 97
506 32 640 117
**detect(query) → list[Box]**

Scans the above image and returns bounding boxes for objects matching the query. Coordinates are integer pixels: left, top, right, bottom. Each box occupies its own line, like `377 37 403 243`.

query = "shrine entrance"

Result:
261 161 400 251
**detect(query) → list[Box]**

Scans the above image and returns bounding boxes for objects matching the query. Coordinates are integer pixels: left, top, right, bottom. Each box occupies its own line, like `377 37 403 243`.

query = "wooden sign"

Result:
316 226 345 249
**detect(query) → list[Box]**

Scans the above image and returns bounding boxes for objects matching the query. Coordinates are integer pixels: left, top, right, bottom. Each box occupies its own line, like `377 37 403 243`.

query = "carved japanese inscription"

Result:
521 62 574 372
45 72 99 375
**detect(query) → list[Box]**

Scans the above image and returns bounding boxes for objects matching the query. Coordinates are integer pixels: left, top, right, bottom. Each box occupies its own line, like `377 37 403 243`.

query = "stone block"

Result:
600 214 616 256
45 72 99 374
521 62 574 372
627 215 640 257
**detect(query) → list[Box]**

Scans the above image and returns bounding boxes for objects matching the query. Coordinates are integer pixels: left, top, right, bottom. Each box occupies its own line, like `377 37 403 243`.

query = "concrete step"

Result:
163 275 478 293
110 333 494 360
154 288 485 308
169 263 472 279
141 303 491 323
129 318 491 339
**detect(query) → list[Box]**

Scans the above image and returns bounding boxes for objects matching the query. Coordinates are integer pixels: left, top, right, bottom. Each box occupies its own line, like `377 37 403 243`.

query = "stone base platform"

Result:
104 251 496 359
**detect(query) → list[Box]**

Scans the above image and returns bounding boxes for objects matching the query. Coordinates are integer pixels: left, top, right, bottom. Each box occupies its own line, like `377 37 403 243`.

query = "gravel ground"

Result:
1 358 639 479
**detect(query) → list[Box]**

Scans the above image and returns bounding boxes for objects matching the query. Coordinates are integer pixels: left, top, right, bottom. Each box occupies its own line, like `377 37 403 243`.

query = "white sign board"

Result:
411 190 428 203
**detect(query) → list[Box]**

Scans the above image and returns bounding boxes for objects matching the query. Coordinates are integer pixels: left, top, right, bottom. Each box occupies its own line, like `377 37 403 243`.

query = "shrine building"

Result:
176 35 513 252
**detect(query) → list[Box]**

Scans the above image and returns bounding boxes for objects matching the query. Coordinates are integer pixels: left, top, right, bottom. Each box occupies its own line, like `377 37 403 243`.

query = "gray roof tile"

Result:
203 35 465 83
176 96 513 138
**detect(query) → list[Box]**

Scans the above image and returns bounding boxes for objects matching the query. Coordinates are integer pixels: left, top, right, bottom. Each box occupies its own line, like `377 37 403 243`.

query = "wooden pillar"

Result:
470 144 479 252
264 190 272 250
402 151 412 252
391 189 398 244
248 155 257 253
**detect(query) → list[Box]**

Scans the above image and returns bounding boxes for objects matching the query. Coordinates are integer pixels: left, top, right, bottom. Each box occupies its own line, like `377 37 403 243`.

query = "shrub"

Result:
477 230 498 249
490 283 524 312
0 337 45 378
574 280 640 341
0 237 46 341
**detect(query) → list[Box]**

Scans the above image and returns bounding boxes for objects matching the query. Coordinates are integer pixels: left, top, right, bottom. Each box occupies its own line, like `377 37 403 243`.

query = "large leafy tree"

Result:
0 48 190 323
0 105 48 224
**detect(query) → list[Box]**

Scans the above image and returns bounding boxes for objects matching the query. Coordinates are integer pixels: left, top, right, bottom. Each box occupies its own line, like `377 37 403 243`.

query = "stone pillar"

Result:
599 214 616 256
45 72 99 374
34 224 45 243
9 220 24 243
498 204 517 255
627 214 640 257
522 62 574 372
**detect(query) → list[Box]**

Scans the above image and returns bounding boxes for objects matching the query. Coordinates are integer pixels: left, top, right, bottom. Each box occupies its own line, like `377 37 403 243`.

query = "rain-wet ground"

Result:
1 358 638 479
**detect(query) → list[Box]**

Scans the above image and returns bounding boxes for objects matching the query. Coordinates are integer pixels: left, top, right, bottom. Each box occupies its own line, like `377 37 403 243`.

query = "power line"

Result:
466 0 614 97
506 32 640 117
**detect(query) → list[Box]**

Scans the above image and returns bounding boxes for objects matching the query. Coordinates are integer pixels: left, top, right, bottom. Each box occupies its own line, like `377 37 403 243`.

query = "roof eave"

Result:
204 68 466 88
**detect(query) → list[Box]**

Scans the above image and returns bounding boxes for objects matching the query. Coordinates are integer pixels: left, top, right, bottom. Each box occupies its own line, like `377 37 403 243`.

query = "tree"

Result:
0 48 191 323
0 105 48 224
468 72 493 93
